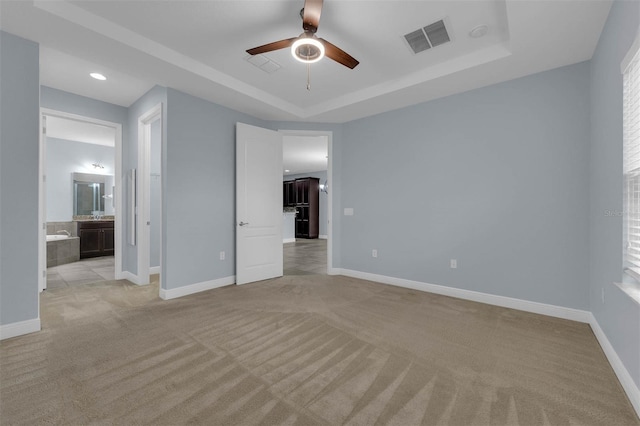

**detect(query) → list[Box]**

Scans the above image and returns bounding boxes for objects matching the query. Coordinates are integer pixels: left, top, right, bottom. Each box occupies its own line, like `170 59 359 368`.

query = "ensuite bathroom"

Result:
44 114 116 289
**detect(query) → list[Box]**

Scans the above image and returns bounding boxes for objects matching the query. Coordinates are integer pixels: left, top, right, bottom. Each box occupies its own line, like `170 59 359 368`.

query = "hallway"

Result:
283 239 327 276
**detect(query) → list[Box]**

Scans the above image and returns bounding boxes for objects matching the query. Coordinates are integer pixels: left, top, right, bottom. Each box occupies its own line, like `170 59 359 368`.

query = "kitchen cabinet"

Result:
283 180 296 207
294 177 319 239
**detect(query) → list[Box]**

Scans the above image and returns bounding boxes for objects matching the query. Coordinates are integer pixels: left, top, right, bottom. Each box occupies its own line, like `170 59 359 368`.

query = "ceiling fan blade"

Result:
319 38 359 69
302 0 323 33
246 38 297 55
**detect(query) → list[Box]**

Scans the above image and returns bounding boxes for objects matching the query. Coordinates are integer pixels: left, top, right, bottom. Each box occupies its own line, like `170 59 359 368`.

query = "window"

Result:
623 35 640 280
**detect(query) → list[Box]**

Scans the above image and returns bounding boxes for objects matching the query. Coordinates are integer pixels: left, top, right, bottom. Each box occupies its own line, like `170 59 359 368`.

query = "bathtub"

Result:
47 235 80 267
47 234 71 242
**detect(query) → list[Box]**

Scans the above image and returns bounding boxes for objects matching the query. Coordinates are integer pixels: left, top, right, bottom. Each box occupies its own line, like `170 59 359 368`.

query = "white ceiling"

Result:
45 115 116 147
40 47 153 107
0 0 612 123
283 135 328 176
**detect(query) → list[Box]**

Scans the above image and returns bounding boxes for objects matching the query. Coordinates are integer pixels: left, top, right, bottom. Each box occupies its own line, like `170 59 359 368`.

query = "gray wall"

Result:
589 0 640 389
41 87 128 126
284 170 328 237
0 32 40 325
163 88 265 289
340 61 591 310
46 137 115 221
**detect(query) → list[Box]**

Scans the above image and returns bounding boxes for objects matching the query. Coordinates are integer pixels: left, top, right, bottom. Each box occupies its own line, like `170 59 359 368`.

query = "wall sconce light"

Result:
92 162 104 169
320 180 328 194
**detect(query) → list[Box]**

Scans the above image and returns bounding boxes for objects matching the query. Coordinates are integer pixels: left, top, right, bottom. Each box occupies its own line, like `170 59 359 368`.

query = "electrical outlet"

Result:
372 249 378 258
450 259 457 269
601 287 605 304
219 251 225 261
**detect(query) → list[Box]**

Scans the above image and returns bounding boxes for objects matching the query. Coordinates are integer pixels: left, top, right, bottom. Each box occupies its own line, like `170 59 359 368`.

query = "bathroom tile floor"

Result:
45 238 327 289
46 257 115 289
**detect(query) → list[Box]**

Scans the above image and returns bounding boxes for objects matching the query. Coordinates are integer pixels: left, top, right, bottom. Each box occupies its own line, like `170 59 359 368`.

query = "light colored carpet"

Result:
1 274 638 425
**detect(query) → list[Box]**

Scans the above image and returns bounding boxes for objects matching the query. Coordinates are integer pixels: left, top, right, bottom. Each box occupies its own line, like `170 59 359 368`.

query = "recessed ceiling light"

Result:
89 72 107 81
284 169 290 173
469 25 488 39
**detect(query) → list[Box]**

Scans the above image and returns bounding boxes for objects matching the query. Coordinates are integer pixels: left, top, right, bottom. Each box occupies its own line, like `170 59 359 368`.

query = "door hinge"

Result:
42 222 46 230
42 270 46 278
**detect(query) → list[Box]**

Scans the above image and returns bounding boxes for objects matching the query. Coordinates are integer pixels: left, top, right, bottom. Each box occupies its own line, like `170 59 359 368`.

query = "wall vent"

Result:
404 19 450 54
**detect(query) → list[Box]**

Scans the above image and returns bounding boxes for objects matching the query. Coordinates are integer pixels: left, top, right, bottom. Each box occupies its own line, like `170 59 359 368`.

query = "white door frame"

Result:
39 108 124 290
278 129 336 274
136 104 162 288
39 113 46 298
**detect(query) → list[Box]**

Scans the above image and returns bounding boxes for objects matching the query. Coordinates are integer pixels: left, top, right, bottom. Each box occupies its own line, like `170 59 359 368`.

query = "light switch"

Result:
344 208 354 216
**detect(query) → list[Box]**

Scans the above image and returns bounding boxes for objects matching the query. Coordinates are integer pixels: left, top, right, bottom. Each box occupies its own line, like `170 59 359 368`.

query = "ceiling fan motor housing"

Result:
291 31 325 64
293 33 324 62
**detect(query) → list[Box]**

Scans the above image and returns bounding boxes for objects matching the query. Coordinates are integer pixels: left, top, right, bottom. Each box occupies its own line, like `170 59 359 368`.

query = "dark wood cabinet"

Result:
283 181 296 207
78 221 115 259
283 177 319 239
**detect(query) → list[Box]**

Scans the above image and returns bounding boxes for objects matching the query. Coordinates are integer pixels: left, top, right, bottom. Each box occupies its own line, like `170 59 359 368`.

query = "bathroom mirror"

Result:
73 172 114 216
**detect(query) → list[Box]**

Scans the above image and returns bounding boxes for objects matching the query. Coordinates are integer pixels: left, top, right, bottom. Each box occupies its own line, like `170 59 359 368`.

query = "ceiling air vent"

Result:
246 54 281 74
404 29 430 54
404 19 450 54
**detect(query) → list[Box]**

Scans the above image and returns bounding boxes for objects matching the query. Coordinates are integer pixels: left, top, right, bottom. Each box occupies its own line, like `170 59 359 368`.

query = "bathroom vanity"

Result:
77 220 114 259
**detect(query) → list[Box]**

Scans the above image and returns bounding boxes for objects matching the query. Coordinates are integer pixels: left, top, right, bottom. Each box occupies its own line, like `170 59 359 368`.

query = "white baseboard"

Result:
327 267 341 276
122 271 144 286
336 268 591 323
283 238 296 243
159 275 235 300
0 318 41 340
336 268 639 417
589 313 640 417
149 266 160 275
319 235 328 240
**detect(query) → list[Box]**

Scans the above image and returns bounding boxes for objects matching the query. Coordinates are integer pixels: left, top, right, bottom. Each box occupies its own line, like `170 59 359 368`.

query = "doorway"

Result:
39 109 123 292
136 104 163 290
280 130 333 276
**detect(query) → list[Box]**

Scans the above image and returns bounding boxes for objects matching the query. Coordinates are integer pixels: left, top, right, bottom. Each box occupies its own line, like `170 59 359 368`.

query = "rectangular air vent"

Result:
246 54 281 74
424 20 450 47
404 29 430 54
404 19 450 54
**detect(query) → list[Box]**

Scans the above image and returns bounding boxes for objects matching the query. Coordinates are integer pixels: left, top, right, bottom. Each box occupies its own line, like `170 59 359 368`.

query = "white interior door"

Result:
236 122 283 285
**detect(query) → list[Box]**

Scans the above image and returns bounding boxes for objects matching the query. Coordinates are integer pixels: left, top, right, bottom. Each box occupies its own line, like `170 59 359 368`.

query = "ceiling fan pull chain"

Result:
307 63 311 91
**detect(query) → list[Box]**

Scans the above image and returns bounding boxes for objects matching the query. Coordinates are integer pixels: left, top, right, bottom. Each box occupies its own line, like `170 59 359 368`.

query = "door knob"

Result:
239 221 249 226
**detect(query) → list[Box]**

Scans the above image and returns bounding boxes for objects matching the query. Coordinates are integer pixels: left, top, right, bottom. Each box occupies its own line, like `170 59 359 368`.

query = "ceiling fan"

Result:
246 0 359 70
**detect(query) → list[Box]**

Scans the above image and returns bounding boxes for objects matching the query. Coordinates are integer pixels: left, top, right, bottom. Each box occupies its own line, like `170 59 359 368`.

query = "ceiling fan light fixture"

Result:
291 37 325 64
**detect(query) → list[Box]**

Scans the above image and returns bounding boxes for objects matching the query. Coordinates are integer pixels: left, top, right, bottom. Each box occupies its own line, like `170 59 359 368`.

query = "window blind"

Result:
623 38 640 275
